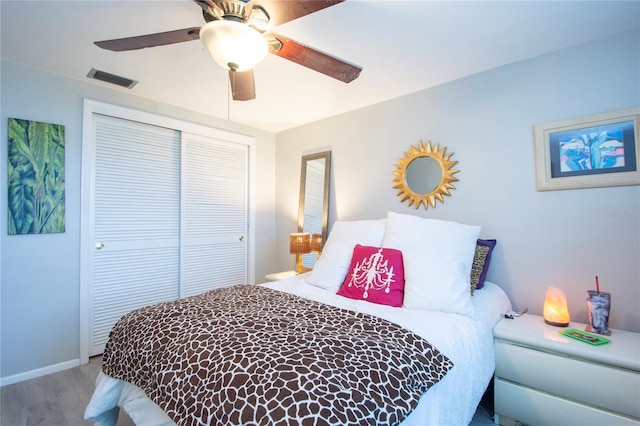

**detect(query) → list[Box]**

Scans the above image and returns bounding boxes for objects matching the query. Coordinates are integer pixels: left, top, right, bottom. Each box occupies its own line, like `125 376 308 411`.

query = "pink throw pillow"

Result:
337 245 405 307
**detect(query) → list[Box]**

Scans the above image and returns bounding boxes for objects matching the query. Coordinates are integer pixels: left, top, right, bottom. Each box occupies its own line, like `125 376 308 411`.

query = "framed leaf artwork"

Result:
8 118 65 234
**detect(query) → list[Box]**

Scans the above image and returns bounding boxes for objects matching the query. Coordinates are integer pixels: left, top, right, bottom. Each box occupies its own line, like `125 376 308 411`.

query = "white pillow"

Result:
382 211 480 316
305 219 386 292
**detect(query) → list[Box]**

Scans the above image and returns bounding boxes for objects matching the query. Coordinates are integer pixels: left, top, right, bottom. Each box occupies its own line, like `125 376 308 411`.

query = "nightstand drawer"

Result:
496 340 640 419
495 378 639 426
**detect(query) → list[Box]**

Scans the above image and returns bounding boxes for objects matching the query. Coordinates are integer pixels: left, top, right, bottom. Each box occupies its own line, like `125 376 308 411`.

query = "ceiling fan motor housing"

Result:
200 1 244 22
200 0 270 29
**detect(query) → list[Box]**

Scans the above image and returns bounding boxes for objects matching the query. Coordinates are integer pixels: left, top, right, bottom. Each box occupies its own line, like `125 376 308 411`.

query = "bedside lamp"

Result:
543 286 570 327
310 233 324 259
290 233 311 274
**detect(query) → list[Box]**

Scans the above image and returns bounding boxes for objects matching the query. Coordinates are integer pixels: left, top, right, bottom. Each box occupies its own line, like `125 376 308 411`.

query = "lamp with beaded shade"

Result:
310 233 324 259
290 233 311 274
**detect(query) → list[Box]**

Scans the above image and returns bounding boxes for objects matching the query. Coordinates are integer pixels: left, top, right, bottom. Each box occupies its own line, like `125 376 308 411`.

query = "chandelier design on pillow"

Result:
345 249 396 299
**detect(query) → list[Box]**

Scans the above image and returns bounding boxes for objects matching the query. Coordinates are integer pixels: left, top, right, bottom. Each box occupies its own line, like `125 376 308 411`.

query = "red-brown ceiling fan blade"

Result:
94 27 201 52
229 70 256 101
247 0 345 28
266 33 361 83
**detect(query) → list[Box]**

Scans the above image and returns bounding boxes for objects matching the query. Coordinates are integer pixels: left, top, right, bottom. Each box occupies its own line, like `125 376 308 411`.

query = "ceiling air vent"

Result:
87 68 138 89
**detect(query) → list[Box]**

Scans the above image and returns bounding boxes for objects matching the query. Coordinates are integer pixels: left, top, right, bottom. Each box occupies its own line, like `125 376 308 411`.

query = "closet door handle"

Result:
95 243 105 250
239 236 244 242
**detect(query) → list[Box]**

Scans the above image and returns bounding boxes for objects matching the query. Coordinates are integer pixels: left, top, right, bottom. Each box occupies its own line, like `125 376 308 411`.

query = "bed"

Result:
85 212 512 425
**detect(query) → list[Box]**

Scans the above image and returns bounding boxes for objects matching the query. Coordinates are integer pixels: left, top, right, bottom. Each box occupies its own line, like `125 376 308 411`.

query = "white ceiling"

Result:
2 1 639 133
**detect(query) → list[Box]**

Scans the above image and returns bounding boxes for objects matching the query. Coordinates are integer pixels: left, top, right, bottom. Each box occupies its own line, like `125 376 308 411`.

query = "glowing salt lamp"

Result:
543 286 570 327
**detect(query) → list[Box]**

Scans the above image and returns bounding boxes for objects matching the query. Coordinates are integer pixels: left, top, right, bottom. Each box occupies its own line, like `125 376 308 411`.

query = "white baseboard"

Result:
0 358 81 387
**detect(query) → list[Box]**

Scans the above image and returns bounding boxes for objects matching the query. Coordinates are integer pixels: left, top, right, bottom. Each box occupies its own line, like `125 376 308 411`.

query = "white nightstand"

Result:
494 313 639 426
264 270 297 282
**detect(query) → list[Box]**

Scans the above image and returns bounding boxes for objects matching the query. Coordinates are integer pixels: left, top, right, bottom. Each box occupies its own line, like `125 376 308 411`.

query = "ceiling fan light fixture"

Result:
199 20 268 72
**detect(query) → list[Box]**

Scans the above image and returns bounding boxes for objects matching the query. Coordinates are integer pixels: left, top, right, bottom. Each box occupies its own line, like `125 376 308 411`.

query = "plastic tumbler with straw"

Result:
586 276 611 335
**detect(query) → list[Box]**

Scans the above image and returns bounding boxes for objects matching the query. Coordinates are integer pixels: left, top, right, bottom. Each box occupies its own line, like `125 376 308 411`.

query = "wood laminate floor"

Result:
0 356 133 426
0 357 495 425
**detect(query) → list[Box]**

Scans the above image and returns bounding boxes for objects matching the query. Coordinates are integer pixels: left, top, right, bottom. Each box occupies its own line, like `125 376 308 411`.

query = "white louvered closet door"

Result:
90 115 181 356
181 133 248 297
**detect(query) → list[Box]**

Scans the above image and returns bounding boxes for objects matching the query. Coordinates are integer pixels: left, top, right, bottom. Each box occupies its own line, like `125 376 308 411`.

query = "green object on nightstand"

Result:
562 328 611 345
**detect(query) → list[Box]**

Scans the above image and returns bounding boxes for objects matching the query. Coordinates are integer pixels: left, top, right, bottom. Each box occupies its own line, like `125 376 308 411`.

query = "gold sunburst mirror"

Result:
392 140 459 209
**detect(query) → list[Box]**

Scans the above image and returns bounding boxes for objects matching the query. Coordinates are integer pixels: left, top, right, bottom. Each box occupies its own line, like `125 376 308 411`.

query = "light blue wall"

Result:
0 60 277 381
2 29 638 384
275 30 640 332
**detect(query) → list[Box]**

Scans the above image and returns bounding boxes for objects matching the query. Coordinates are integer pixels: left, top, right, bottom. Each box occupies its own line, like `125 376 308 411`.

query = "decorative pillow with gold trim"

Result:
470 239 497 293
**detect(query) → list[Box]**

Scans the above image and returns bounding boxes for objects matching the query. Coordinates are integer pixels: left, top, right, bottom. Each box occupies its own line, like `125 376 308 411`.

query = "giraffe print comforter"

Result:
102 284 453 426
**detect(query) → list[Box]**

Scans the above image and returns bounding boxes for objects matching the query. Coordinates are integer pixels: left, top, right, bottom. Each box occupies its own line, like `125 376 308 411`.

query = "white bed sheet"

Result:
85 276 511 426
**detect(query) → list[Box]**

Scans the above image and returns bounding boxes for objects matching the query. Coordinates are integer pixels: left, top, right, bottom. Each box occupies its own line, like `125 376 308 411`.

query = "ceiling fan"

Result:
94 0 362 101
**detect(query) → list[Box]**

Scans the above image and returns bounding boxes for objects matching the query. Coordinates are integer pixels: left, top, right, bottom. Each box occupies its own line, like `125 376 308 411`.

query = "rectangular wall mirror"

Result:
298 151 331 269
